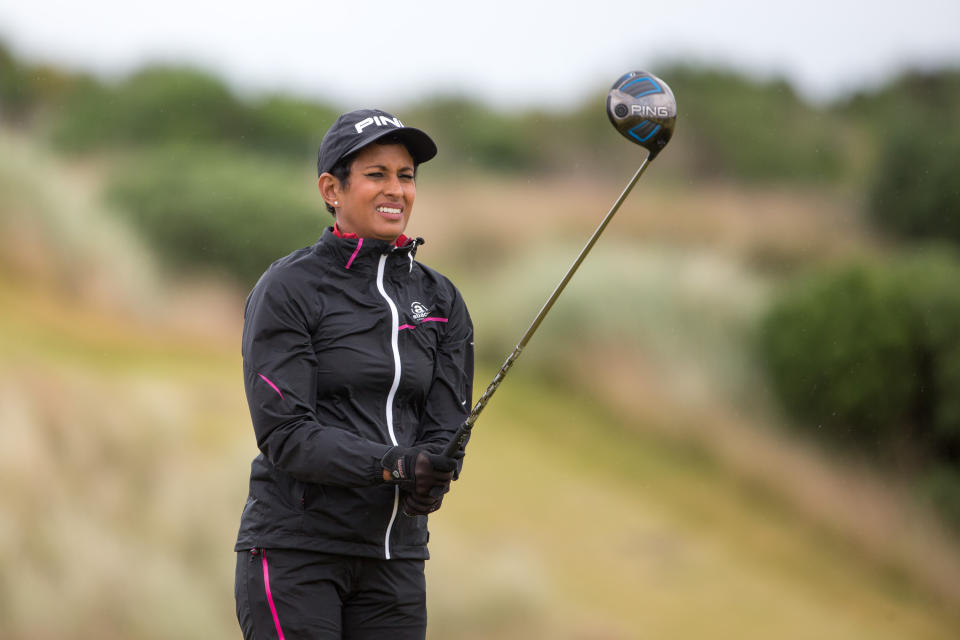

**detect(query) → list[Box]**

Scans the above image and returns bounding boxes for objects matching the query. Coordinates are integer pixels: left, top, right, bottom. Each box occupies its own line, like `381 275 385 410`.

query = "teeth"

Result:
377 206 402 214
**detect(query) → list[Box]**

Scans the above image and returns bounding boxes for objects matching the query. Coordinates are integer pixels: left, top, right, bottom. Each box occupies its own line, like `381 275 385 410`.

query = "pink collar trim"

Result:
333 223 410 248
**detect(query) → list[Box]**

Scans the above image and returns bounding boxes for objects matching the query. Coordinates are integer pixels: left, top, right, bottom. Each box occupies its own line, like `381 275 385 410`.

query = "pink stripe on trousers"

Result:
262 552 286 640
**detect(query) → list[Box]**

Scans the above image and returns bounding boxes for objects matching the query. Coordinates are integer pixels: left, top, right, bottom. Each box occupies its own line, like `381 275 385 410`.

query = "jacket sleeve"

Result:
416 285 475 459
241 272 392 487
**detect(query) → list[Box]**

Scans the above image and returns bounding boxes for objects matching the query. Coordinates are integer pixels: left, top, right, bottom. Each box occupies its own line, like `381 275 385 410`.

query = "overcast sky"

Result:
2 0 959 110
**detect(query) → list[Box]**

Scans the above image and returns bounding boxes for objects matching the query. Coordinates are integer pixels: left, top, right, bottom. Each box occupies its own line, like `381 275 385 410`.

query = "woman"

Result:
234 108 474 639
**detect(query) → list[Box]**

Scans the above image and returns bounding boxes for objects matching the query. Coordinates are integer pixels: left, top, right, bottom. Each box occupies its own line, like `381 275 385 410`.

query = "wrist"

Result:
380 446 417 485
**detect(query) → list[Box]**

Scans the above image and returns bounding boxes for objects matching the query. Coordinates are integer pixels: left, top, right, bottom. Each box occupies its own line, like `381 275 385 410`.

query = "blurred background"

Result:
2 1 960 638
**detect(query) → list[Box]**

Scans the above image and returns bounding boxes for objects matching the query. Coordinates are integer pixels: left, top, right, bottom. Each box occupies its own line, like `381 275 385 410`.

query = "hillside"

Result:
2 126 960 639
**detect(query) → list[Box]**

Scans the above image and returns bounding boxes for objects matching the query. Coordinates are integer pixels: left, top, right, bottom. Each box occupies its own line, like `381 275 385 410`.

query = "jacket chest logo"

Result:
410 301 430 322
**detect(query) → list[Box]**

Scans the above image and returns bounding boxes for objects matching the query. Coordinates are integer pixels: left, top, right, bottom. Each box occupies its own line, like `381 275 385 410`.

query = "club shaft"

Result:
443 155 654 457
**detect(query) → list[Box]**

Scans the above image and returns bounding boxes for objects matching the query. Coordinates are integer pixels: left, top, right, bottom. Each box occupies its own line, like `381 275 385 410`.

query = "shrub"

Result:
759 250 960 460
53 66 248 150
405 96 544 172
838 69 960 138
0 41 31 120
897 252 960 458
867 124 960 245
106 145 325 286
759 262 915 448
243 95 339 159
918 466 960 530
661 64 846 181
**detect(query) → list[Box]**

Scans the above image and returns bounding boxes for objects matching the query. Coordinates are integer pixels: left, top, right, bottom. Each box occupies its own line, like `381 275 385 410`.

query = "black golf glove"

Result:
400 490 444 517
381 446 458 497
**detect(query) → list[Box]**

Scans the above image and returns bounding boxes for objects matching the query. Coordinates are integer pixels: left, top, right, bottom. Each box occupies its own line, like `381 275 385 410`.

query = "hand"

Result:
381 447 458 496
400 491 444 517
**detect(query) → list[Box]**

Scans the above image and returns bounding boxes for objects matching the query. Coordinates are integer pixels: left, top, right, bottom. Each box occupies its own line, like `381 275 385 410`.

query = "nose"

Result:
383 173 403 198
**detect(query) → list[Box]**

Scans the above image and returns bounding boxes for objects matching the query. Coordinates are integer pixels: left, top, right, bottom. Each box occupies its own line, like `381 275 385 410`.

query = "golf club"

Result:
442 70 677 458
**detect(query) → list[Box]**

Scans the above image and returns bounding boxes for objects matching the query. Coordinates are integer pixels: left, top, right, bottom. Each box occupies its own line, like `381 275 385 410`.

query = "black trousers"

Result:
235 548 427 640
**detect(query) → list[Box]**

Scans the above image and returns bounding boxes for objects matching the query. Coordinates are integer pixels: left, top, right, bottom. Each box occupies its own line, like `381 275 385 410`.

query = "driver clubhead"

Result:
606 71 677 160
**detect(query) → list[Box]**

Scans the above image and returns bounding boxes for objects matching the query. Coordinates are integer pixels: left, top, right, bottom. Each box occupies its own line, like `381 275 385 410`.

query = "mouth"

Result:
376 205 404 220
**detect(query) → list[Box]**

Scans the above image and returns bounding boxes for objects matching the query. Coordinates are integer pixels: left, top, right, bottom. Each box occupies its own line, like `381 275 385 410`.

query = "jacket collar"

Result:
314 226 424 272
332 222 412 249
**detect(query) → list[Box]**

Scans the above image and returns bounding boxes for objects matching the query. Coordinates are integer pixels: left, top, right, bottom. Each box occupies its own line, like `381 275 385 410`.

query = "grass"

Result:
431 375 960 639
4 293 958 638
2 124 959 639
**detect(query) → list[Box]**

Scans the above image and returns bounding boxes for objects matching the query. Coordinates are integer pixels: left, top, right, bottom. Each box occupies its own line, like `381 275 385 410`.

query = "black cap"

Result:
317 108 438 176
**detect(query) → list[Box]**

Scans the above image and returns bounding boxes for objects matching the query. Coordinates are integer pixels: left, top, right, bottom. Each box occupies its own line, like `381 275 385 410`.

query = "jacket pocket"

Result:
300 482 327 512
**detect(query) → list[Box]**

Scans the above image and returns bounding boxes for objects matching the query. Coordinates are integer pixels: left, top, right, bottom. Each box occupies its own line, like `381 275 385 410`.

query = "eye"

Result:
365 171 384 178
399 173 415 181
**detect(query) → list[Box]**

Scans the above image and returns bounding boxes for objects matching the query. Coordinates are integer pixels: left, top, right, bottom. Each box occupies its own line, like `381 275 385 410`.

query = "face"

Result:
321 143 416 243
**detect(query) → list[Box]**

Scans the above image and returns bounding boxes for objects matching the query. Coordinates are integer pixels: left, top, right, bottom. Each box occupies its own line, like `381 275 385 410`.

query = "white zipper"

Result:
376 253 402 559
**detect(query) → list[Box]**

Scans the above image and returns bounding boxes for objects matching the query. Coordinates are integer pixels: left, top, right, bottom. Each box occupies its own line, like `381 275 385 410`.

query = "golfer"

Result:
234 108 474 639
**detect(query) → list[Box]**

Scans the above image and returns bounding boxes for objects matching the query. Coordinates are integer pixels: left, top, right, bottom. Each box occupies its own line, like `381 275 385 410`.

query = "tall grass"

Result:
2 124 960 639
466 242 770 409
0 127 160 312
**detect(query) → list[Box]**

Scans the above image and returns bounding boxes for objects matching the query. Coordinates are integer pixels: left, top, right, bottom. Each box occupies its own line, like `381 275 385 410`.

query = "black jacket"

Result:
234 228 474 560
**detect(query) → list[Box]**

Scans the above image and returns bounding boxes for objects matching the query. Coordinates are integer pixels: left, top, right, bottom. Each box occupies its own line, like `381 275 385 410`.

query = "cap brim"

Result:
339 126 438 167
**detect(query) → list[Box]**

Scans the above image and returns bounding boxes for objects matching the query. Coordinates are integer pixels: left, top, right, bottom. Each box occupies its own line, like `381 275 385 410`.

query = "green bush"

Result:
662 65 846 182
106 145 325 286
759 251 960 460
897 252 960 455
36 52 861 181
243 95 339 159
837 69 960 137
759 262 915 447
0 41 32 120
918 465 960 530
406 96 546 172
53 66 249 150
867 124 960 245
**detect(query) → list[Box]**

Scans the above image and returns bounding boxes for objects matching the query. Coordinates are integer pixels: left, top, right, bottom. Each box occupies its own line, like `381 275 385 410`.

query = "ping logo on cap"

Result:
354 115 403 134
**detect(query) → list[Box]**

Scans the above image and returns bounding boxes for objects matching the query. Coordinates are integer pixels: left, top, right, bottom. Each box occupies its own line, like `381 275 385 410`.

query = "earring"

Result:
334 200 339 205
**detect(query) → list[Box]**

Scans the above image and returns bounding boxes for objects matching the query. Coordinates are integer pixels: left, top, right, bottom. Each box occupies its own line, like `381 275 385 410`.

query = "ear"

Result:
318 173 341 209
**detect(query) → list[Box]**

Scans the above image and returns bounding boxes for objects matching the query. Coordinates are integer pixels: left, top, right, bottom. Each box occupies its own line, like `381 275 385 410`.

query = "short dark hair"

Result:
324 135 420 216
324 157 352 215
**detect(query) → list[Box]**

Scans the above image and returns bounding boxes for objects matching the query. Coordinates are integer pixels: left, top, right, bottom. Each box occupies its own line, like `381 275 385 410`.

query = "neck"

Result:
333 222 409 247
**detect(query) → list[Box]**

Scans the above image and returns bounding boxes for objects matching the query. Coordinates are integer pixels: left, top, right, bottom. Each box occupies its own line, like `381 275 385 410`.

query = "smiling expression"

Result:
321 143 416 243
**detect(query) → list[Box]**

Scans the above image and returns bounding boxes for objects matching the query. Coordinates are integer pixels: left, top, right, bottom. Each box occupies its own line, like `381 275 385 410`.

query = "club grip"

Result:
443 421 472 458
